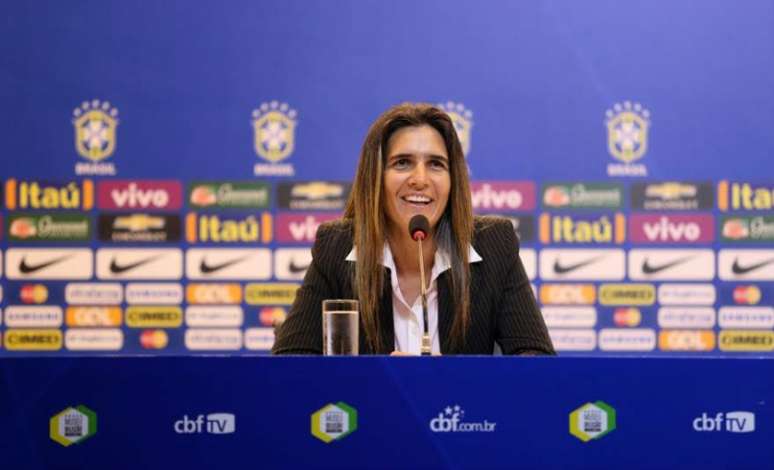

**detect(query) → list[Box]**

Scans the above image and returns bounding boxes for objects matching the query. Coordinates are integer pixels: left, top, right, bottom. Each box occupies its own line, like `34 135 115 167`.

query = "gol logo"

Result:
733 286 762 305
613 308 641 327
659 330 715 351
140 329 169 349
65 307 122 327
186 284 242 304
20 284 48 304
539 284 596 305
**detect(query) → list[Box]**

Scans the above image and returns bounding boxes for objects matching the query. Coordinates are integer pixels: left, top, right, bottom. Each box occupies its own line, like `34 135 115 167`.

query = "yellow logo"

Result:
253 101 297 162
66 307 122 327
598 284 655 306
126 306 182 328
185 213 272 243
186 284 243 304
539 284 596 305
5 179 94 210
4 329 63 351
73 100 118 161
439 102 473 156
606 101 650 163
245 283 300 305
659 330 715 351
719 330 774 352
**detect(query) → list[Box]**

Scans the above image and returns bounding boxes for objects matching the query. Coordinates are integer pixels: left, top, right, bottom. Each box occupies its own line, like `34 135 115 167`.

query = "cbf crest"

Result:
252 101 296 176
73 100 118 175
605 101 649 177
439 102 473 156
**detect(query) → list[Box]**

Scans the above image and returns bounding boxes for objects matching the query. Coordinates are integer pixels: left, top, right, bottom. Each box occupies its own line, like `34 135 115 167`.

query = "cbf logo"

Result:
252 101 296 177
174 413 236 434
50 405 97 447
693 411 755 433
439 101 473 156
605 101 649 177
310 402 357 443
73 100 118 176
569 401 616 442
429 404 496 433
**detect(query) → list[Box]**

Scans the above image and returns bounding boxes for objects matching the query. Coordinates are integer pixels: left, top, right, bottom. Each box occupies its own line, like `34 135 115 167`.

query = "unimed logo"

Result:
429 405 496 433
174 413 235 434
693 412 755 433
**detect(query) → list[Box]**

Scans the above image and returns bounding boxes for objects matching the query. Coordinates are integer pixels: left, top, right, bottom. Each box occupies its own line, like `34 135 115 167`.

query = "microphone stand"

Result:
417 236 431 356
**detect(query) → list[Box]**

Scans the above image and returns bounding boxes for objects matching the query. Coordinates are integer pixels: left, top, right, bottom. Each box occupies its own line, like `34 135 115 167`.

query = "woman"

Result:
272 103 554 355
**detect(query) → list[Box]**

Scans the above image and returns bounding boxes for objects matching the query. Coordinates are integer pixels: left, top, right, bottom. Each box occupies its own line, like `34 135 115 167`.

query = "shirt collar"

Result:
345 243 482 274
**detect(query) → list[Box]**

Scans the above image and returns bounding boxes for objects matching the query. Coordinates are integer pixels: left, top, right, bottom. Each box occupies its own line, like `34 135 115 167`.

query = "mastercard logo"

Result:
140 329 169 349
20 284 48 304
259 307 287 327
613 308 642 327
733 285 761 305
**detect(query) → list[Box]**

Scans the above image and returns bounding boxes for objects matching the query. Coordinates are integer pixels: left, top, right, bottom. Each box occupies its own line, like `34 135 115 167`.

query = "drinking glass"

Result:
322 299 359 355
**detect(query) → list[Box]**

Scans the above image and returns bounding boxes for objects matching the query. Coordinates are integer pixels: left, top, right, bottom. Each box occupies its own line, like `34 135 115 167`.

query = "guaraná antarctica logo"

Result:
429 404 496 433
50 405 97 447
252 101 297 177
439 101 473 156
569 401 616 442
310 402 358 443
73 99 118 176
605 101 649 177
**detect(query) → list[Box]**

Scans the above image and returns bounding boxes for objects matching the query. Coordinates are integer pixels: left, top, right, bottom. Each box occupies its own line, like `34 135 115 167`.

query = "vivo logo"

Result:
275 213 339 243
470 182 535 211
174 413 235 434
693 412 755 433
98 180 182 210
629 214 714 244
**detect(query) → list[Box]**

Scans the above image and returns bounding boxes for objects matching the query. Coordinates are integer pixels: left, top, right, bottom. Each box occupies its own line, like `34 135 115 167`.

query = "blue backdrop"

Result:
0 0 773 356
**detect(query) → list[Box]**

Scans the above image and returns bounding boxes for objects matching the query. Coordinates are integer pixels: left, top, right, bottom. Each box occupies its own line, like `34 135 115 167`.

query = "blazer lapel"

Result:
377 267 394 354
437 272 455 354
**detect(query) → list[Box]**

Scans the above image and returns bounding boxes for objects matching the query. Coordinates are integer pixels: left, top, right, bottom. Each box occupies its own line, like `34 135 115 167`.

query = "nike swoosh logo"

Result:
289 260 310 274
19 255 73 274
553 256 603 274
641 256 692 275
110 255 160 274
199 256 245 274
732 257 774 275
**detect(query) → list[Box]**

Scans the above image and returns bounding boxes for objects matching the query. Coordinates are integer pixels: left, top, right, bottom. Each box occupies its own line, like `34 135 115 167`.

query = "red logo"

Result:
733 285 762 305
97 180 182 210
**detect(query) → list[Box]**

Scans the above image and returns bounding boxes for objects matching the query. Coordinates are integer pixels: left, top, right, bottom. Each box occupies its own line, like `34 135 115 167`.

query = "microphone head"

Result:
409 215 430 241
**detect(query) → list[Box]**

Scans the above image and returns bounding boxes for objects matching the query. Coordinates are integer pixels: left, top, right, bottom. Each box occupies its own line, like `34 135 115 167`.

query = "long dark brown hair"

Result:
343 103 473 352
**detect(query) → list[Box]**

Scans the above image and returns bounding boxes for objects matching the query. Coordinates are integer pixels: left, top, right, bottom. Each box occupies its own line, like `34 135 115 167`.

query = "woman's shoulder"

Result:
472 215 520 257
473 214 516 238
313 218 354 252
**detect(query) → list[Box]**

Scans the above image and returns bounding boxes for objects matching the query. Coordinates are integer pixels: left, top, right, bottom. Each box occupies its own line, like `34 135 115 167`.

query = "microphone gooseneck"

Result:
408 215 432 355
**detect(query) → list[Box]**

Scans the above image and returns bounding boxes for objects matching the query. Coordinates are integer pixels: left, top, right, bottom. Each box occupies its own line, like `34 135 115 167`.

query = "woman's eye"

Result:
393 158 410 168
430 159 447 169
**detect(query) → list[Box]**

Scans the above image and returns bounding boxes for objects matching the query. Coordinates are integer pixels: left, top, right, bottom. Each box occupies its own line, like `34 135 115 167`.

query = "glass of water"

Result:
322 299 359 356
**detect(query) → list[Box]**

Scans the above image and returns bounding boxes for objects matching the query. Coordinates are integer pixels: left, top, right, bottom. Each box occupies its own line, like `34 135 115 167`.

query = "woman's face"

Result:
382 125 451 240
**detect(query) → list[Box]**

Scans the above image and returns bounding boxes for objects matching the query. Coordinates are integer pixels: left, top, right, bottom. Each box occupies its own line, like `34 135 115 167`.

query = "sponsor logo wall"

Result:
1 99 773 357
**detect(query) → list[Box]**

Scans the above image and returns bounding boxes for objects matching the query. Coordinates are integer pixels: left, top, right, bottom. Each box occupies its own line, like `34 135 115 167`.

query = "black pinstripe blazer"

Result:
272 216 555 355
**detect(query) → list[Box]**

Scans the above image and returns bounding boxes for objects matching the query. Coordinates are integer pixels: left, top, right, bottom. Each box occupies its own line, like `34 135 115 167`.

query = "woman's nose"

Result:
408 163 428 187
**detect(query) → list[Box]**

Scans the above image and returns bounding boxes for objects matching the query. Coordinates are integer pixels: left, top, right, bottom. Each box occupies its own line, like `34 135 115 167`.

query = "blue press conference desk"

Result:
1 356 773 470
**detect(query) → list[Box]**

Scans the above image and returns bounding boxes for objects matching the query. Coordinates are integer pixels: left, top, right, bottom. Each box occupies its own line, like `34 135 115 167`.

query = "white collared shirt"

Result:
346 243 482 355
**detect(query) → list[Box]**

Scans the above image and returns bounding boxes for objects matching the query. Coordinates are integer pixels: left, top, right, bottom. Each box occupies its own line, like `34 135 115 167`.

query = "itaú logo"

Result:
429 405 496 433
693 412 755 433
174 413 235 434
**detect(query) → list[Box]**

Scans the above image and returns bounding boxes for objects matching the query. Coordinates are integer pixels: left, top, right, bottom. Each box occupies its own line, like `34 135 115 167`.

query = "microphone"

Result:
408 215 432 355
